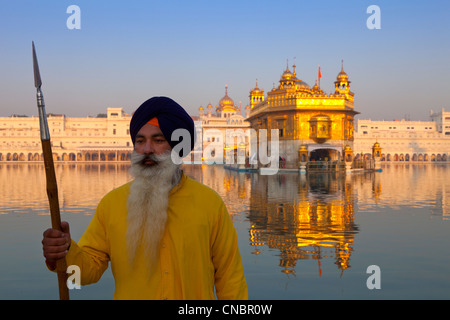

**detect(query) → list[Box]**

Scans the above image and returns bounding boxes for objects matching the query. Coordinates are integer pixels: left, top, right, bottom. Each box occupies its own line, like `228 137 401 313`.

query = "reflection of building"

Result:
353 110 450 162
247 172 358 274
181 164 251 216
247 61 359 169
354 165 450 220
442 181 450 220
197 86 252 163
0 163 132 215
0 108 133 162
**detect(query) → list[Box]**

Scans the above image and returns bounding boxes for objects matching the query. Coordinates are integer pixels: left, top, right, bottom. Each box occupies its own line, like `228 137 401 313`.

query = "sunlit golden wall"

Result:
247 64 359 167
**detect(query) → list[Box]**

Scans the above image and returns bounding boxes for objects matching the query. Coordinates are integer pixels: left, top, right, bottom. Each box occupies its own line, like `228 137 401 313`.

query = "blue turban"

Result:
130 97 195 155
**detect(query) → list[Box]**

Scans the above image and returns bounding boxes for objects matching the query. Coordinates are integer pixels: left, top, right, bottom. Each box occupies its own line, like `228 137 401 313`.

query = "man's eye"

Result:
136 139 144 144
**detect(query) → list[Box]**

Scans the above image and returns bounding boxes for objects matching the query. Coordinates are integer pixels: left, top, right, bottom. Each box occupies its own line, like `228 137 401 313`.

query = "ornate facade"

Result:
247 62 359 169
197 85 251 164
0 108 133 162
3 74 449 167
353 115 450 162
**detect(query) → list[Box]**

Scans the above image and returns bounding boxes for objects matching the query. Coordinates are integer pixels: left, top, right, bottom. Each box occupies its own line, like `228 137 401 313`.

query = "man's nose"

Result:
142 141 155 154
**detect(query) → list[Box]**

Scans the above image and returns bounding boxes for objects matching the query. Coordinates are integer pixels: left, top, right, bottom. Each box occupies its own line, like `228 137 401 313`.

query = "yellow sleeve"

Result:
211 203 248 300
65 199 110 286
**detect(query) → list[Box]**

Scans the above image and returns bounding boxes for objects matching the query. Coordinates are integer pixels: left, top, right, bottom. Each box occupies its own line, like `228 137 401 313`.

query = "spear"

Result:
32 41 70 300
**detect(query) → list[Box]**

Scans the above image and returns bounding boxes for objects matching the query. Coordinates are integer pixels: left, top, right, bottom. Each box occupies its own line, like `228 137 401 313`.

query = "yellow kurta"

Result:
64 173 248 300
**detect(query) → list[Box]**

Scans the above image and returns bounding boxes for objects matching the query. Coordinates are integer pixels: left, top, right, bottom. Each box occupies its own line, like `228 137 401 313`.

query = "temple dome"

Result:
280 65 294 81
219 85 236 111
337 60 349 81
251 79 262 93
337 69 348 80
281 70 294 80
295 79 310 89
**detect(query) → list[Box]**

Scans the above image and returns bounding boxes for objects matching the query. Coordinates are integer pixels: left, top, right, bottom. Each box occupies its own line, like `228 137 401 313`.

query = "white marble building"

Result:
353 108 450 162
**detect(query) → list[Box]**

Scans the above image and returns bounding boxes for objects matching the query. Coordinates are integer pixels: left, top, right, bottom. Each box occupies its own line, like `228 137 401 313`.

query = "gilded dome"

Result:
337 69 348 81
280 62 311 92
219 85 236 111
295 79 310 89
337 60 349 81
281 67 294 81
251 79 262 93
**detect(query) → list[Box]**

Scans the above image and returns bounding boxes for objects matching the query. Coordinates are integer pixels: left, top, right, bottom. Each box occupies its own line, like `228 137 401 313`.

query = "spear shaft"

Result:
32 41 70 300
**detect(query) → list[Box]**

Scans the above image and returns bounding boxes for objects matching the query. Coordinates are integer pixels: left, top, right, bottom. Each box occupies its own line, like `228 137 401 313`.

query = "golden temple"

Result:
247 61 359 168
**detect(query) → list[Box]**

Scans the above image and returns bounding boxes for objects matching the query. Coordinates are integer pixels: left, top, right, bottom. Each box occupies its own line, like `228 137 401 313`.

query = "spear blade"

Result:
32 42 50 141
32 41 42 89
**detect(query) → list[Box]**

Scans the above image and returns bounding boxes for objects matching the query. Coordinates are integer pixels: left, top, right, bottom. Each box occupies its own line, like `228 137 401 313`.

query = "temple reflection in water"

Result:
2 163 450 280
182 165 360 275
247 172 358 275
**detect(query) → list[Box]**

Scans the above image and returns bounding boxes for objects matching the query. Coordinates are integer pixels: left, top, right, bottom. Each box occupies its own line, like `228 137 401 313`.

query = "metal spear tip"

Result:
32 41 42 89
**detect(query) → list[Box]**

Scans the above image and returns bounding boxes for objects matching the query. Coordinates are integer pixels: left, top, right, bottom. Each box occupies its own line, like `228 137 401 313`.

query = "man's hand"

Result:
42 221 71 270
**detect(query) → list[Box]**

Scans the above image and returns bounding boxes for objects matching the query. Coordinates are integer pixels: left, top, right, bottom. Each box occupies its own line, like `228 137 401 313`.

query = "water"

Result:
0 163 449 299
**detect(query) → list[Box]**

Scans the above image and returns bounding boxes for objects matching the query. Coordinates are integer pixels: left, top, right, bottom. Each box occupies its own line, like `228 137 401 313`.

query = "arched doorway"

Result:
309 148 340 161
310 149 330 161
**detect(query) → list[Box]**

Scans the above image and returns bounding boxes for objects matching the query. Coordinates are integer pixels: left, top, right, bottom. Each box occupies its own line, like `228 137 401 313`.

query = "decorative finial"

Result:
225 84 228 95
341 59 344 72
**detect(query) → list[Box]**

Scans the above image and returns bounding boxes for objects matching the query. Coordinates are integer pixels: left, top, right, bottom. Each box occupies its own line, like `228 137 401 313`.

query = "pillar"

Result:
344 145 353 173
372 142 382 172
299 145 308 174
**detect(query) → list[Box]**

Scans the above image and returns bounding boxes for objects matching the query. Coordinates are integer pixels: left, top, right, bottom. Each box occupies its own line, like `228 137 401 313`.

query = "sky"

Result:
1 0 450 121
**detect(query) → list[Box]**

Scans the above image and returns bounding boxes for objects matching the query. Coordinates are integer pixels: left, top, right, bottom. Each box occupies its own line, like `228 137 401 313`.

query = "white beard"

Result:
126 150 181 269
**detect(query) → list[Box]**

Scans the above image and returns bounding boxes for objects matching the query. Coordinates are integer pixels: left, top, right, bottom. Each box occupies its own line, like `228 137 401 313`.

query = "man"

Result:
42 96 248 300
